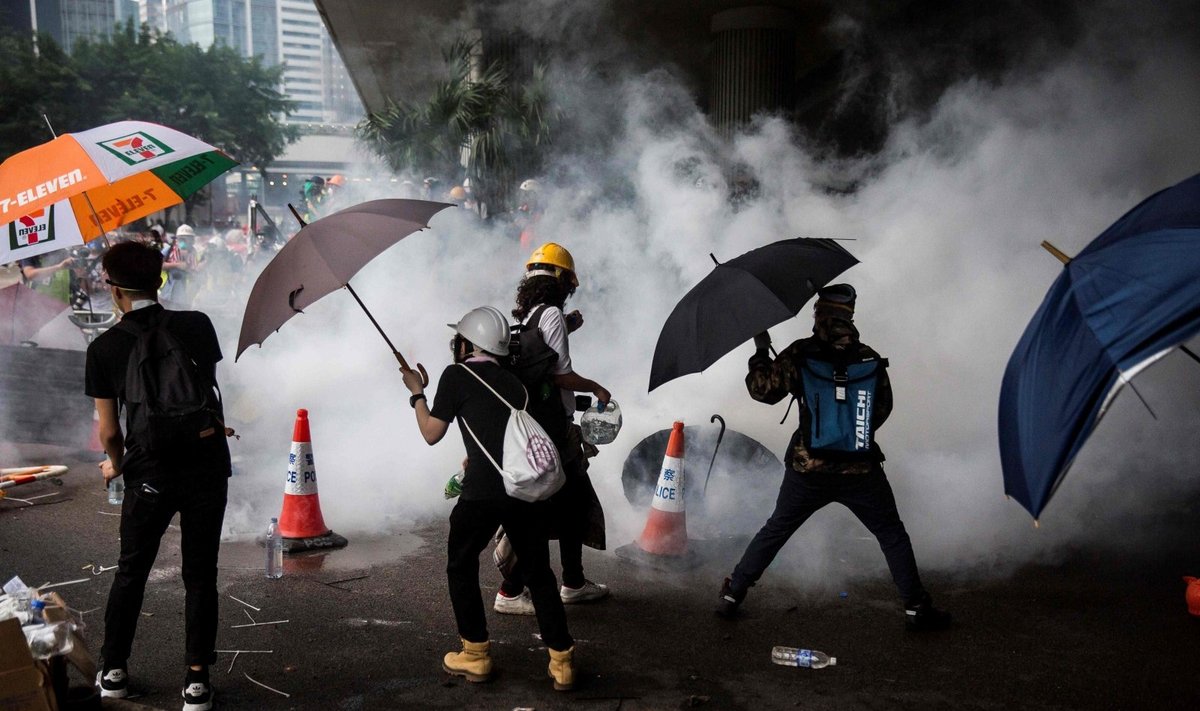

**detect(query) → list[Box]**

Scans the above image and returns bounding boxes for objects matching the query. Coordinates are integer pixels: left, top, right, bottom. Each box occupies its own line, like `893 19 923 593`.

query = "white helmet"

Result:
175 224 195 238
450 306 510 356
519 179 540 192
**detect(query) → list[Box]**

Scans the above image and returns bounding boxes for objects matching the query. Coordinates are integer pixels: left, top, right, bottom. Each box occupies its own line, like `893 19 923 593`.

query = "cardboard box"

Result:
0 617 56 711
38 594 95 681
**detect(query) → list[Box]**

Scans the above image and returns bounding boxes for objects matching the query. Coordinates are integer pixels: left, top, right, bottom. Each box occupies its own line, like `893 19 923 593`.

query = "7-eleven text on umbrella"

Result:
1 169 85 215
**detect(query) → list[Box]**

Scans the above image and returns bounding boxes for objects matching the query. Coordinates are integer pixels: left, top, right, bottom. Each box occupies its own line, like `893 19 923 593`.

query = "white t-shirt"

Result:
524 305 575 417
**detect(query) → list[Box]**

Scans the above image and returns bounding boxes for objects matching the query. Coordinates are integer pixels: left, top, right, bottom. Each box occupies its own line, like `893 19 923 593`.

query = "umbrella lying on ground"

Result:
0 120 237 263
0 283 69 345
236 199 453 381
999 172 1200 521
648 238 858 391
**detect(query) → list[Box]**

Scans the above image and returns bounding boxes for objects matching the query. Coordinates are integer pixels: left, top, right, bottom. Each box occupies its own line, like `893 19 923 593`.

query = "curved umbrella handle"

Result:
394 351 430 388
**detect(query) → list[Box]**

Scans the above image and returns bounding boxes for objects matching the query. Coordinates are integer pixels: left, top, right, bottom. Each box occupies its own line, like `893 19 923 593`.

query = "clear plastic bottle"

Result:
580 399 622 445
770 646 836 669
29 599 45 625
107 478 124 505
265 518 283 579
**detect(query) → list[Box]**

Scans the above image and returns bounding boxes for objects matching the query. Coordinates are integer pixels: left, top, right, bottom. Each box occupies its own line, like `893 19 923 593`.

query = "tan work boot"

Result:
442 639 493 683
547 646 575 691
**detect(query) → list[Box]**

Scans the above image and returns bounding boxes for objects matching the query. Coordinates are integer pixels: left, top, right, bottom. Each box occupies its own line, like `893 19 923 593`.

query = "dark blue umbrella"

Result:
999 172 1200 520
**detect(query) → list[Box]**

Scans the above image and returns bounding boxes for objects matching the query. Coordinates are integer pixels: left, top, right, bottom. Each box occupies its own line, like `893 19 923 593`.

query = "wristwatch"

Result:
409 392 427 409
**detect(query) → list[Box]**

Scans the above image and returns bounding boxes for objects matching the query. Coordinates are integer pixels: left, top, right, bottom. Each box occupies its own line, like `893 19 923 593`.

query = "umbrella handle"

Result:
394 351 429 388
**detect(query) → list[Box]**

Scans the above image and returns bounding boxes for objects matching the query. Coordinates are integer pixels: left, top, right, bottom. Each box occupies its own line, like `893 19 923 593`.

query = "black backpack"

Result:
117 312 224 455
505 304 566 435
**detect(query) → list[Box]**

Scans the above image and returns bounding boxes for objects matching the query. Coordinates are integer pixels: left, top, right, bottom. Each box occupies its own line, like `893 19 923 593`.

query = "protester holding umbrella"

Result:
398 306 577 691
494 243 612 616
715 284 951 631
17 250 75 303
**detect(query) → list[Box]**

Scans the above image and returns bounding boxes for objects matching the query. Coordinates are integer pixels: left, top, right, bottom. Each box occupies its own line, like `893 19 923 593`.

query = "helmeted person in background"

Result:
494 243 612 615
398 306 577 691
300 175 326 222
516 179 542 249
421 177 440 201
447 185 468 207
715 284 952 631
324 174 348 213
86 242 233 710
159 224 194 308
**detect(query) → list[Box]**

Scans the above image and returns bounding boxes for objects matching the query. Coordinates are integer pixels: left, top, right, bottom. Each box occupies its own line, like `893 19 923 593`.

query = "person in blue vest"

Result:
715 284 951 631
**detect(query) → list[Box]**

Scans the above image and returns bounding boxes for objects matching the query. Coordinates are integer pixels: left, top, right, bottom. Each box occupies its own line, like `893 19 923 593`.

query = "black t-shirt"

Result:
430 360 529 501
84 303 231 482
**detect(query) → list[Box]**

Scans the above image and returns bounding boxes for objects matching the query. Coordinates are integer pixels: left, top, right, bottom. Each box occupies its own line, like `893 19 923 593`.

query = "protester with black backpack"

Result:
494 243 613 616
85 241 232 711
714 284 952 631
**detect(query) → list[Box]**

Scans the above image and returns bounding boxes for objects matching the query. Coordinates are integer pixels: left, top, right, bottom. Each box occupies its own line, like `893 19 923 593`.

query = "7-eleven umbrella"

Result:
0 120 237 264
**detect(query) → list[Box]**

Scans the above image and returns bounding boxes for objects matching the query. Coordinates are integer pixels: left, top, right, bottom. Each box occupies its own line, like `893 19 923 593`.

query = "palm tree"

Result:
357 37 558 208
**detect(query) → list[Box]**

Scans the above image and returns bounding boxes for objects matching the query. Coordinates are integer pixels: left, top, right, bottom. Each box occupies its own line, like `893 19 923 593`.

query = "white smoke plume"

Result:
210 0 1200 594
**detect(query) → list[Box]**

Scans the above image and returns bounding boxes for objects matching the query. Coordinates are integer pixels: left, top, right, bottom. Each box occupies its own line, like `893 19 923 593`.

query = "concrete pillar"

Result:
709 6 798 136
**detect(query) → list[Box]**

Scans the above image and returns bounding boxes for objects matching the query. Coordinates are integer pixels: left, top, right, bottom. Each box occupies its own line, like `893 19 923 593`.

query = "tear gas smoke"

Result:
50 0 1199 593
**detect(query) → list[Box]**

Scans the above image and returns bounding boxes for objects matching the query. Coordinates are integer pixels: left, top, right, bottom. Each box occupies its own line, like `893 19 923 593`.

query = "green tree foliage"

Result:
357 38 559 193
0 32 84 157
0 22 296 172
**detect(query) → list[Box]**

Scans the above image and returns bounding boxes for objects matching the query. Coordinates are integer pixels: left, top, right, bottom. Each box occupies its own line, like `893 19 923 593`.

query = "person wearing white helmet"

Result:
398 306 577 691
159 224 195 307
516 179 542 248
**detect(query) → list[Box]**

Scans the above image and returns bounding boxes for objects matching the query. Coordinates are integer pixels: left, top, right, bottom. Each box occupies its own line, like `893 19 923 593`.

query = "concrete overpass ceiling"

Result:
315 0 829 116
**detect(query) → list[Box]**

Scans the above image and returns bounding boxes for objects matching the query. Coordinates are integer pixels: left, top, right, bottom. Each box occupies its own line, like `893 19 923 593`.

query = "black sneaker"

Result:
182 677 213 711
96 667 129 698
715 577 745 619
905 595 953 631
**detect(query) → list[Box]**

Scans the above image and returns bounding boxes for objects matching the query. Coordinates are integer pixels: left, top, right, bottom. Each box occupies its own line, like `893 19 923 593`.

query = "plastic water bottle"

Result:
265 518 283 579
107 478 124 505
29 599 45 625
581 399 623 445
770 646 836 669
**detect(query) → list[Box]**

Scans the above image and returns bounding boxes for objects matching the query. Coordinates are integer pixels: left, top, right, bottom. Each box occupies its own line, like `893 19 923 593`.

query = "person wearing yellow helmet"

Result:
493 242 612 614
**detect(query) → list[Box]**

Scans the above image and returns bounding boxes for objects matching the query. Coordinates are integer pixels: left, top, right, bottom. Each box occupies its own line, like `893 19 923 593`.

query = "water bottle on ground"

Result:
265 518 283 579
581 399 623 445
107 478 124 505
770 646 837 669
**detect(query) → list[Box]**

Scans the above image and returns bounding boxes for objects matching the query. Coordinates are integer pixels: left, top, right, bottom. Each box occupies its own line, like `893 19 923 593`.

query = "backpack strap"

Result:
459 417 505 475
525 303 552 329
456 362 529 411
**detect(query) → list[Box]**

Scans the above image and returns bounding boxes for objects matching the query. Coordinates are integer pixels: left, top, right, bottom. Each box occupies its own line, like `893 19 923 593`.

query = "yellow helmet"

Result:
526 242 577 286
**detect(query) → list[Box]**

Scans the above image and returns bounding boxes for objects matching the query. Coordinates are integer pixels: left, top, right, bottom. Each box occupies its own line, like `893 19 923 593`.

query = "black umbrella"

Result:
648 238 858 391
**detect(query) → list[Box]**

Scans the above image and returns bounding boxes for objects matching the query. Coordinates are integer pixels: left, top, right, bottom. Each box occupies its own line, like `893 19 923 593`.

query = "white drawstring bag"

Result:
458 364 565 502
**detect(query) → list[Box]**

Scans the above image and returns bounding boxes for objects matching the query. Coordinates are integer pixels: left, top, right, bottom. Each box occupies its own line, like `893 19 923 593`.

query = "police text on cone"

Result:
277 409 347 552
637 421 688 556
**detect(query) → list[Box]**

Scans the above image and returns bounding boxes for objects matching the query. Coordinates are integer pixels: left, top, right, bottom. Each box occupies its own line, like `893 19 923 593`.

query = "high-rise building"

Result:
2 0 138 53
158 0 357 126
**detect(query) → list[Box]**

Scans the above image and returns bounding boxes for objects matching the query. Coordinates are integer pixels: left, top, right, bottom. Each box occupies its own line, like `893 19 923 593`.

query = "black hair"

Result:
513 272 571 321
103 241 163 294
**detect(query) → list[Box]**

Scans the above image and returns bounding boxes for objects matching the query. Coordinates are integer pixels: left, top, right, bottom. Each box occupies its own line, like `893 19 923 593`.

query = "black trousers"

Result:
730 465 927 604
448 497 573 651
101 474 228 668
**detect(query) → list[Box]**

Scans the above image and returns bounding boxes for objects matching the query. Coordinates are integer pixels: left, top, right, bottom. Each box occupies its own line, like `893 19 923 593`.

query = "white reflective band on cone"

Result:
285 441 318 495
650 455 685 513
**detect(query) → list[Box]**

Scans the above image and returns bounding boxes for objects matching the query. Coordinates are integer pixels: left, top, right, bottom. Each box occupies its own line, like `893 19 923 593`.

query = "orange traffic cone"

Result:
616 421 699 569
1184 576 1200 616
277 409 347 554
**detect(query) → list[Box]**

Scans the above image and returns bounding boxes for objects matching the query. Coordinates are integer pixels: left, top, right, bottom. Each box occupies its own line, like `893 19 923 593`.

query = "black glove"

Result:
753 332 771 350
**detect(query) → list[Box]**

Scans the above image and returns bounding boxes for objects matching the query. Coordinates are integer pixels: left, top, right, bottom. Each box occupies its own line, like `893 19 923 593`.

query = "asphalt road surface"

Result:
2 445 1198 710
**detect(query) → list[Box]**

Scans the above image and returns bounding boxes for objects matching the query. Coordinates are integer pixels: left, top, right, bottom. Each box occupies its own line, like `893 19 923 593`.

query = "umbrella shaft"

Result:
343 282 405 366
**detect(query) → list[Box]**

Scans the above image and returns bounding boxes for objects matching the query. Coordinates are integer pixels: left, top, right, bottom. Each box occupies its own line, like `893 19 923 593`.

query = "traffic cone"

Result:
1184 576 1200 616
277 409 347 554
616 421 699 569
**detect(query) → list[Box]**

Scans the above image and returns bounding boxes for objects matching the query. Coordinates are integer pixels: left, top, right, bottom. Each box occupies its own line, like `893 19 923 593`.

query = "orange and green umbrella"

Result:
0 120 238 264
